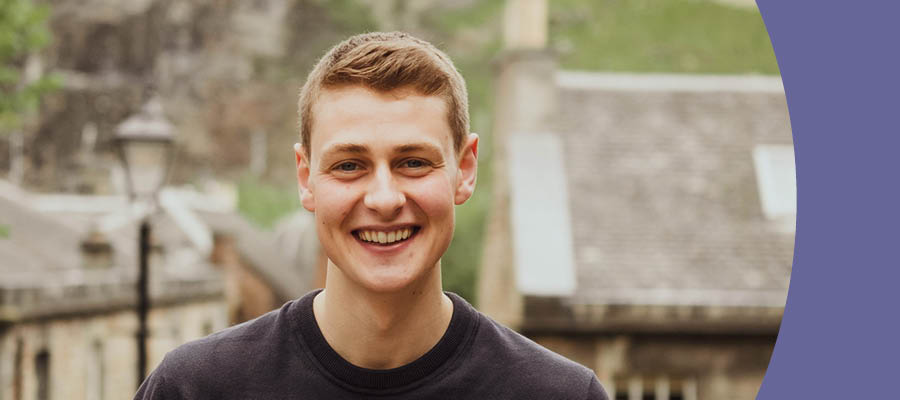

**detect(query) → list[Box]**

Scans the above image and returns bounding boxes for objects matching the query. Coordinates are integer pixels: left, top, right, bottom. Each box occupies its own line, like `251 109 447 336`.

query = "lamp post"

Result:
114 96 175 388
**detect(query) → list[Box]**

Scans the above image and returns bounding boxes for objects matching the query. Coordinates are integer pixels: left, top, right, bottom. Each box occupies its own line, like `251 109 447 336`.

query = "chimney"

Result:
503 0 548 50
494 0 557 136
478 0 556 328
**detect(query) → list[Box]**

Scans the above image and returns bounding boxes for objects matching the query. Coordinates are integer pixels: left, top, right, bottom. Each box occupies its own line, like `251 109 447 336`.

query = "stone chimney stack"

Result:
503 0 548 50
495 0 556 135
478 0 556 327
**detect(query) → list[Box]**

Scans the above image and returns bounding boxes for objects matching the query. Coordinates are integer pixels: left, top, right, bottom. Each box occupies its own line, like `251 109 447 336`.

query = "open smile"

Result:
352 226 422 247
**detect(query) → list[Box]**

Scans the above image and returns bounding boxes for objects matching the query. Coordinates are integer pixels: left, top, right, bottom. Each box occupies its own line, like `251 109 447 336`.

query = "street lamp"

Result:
115 96 176 201
114 96 175 388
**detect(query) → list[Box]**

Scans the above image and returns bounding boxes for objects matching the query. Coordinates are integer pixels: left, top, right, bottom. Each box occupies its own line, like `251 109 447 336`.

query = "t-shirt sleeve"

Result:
583 375 610 400
133 356 187 400
134 368 176 400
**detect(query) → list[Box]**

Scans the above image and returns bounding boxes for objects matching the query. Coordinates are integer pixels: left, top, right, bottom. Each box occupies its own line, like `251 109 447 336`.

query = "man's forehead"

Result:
309 85 454 158
313 85 445 116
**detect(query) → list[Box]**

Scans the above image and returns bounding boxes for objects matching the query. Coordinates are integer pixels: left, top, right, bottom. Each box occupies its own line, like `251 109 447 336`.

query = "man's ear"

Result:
454 133 479 205
295 143 316 212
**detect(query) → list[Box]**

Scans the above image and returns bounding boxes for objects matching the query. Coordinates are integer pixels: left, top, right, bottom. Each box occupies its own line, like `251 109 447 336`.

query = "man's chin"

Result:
350 265 439 294
359 275 423 294
325 254 443 294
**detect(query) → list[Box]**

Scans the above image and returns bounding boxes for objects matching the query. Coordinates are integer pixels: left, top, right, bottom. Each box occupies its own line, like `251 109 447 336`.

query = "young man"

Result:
135 32 608 399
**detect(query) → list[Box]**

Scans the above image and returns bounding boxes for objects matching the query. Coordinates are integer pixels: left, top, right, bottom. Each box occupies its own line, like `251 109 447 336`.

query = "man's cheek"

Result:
416 191 455 218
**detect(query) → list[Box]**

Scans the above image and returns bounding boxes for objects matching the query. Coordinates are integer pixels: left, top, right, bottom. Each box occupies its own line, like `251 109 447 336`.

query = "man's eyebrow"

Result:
322 143 369 155
395 143 442 155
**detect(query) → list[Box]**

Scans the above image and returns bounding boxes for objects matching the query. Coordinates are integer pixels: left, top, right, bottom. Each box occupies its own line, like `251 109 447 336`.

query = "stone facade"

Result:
0 300 226 400
0 182 320 399
531 333 775 400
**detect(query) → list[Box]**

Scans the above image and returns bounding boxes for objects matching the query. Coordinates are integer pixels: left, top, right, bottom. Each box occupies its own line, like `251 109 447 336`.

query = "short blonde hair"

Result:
298 32 469 156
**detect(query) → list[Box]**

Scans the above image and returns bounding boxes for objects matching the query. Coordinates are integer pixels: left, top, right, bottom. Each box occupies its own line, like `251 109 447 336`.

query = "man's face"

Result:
295 86 477 293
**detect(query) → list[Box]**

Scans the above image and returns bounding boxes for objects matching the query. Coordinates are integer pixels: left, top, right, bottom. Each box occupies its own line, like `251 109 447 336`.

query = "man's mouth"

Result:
353 227 421 246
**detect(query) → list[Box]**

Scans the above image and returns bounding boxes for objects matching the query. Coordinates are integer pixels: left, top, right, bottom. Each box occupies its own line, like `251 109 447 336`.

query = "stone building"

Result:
478 2 793 399
206 208 325 323
0 180 320 399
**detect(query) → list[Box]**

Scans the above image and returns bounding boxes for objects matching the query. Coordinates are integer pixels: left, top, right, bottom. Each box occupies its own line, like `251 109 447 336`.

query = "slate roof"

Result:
0 177 320 324
552 72 794 308
0 183 222 320
0 187 84 281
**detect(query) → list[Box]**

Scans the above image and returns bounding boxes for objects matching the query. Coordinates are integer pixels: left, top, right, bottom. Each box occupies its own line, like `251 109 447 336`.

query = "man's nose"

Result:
363 166 405 218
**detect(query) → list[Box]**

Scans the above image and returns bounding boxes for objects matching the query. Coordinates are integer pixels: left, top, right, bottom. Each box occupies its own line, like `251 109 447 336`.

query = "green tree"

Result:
0 0 56 133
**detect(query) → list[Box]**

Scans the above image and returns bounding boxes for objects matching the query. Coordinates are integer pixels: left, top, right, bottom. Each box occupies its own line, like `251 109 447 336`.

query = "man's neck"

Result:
312 261 454 370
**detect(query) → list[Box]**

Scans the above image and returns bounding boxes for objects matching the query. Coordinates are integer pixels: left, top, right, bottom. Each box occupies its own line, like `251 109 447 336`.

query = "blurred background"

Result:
0 0 793 399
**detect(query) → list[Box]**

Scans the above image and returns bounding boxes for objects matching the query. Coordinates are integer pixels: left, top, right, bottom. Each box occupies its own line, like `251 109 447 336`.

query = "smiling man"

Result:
135 32 607 399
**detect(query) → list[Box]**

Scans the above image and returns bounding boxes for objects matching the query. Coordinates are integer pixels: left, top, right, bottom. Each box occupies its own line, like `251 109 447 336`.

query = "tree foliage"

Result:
0 0 56 132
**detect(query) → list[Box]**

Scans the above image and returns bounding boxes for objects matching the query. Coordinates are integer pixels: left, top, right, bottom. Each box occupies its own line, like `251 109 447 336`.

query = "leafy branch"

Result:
0 0 59 133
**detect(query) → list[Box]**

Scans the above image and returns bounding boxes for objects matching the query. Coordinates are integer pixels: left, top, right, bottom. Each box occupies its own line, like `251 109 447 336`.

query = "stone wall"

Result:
0 299 226 400
533 333 775 400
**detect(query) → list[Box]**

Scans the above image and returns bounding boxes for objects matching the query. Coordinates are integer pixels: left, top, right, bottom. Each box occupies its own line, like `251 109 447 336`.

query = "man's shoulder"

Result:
168 300 295 367
471 312 586 372
461 309 608 399
136 300 301 399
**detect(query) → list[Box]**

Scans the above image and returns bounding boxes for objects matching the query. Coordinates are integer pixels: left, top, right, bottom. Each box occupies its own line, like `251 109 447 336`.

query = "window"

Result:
35 350 50 400
752 145 797 232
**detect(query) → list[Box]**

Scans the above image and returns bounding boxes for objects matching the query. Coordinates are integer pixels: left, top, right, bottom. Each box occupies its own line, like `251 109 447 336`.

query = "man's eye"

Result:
403 159 427 168
336 162 359 172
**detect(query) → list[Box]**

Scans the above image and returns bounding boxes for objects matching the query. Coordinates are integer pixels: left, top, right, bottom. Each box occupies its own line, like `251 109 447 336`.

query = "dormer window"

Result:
752 144 796 232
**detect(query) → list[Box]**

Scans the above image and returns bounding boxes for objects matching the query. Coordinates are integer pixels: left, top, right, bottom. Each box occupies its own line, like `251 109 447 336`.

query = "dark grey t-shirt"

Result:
135 290 608 399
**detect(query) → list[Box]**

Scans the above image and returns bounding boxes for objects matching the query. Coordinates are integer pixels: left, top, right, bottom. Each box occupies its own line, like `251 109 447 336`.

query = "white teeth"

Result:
357 228 415 244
